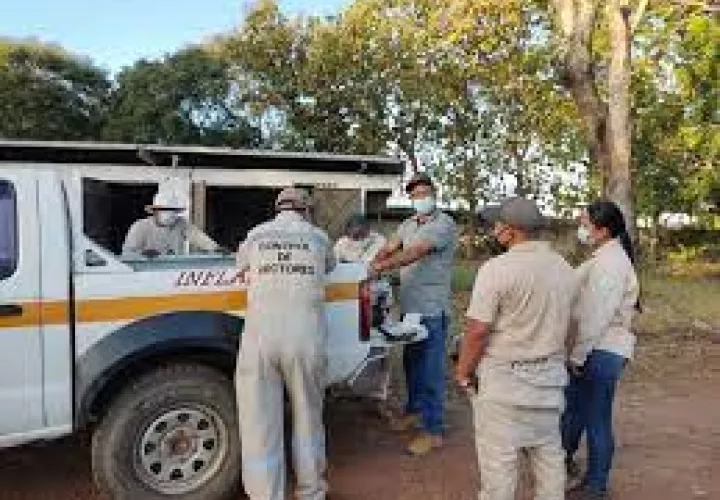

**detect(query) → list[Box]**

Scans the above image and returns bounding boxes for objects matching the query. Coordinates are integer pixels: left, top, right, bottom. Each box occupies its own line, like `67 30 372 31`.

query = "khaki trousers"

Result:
473 398 565 500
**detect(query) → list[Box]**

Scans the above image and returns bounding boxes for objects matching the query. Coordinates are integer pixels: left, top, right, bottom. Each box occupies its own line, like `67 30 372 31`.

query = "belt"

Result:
509 356 552 369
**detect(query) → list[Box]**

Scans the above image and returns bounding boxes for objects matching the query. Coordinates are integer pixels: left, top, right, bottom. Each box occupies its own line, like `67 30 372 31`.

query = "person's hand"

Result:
454 367 468 386
455 370 478 396
141 248 161 259
368 261 383 281
567 361 584 378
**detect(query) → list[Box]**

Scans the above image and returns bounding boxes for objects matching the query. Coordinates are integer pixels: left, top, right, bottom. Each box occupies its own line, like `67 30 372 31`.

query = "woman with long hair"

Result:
563 200 640 500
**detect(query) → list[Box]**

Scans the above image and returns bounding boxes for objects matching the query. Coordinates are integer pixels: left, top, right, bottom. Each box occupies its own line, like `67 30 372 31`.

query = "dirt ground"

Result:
0 336 718 500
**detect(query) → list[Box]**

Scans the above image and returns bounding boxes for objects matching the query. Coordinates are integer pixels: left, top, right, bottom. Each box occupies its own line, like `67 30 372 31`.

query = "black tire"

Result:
91 364 241 500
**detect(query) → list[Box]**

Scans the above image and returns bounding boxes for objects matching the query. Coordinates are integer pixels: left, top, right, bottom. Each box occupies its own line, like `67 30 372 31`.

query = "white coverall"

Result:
466 241 576 500
235 210 335 500
121 216 219 257
333 231 386 264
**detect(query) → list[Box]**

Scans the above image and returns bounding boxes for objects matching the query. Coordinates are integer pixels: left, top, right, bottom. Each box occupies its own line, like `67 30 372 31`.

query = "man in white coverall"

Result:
122 189 222 258
455 197 576 500
235 187 335 500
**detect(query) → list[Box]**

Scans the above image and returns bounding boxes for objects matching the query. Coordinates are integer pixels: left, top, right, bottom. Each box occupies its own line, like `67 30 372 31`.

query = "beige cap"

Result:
276 187 312 210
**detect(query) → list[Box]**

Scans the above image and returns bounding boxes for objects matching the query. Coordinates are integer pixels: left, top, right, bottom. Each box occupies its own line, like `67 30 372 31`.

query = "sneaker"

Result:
407 432 444 456
390 413 422 432
566 456 583 491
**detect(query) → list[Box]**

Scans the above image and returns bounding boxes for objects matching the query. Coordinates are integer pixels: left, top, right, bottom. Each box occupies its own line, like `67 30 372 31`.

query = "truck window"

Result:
0 181 18 280
82 178 226 260
205 186 279 247
83 178 156 255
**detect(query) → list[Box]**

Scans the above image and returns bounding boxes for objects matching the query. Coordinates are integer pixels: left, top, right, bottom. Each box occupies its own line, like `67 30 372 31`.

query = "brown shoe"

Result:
390 413 422 432
407 432 444 456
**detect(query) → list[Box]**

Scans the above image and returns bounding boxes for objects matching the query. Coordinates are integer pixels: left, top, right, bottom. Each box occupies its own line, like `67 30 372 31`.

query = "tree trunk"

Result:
606 0 637 242
552 0 638 244
515 169 529 196
461 160 481 258
553 0 612 181
649 211 662 262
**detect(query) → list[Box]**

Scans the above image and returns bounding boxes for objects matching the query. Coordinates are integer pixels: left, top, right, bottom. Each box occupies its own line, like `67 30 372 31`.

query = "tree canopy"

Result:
0 38 110 141
1 0 717 223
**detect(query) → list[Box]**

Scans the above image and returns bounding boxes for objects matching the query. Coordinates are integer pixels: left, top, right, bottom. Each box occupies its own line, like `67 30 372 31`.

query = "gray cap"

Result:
405 172 435 194
478 204 501 229
276 187 312 210
480 197 545 231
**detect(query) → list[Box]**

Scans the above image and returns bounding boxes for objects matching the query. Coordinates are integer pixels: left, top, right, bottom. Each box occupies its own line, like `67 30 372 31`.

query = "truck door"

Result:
0 171 43 438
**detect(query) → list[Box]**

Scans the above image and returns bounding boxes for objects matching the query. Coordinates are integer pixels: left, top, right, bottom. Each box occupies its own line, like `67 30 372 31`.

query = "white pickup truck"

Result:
0 142 419 500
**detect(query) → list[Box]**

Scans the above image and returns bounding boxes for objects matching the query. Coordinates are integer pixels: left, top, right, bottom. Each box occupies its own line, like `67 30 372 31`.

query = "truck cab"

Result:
0 141 417 500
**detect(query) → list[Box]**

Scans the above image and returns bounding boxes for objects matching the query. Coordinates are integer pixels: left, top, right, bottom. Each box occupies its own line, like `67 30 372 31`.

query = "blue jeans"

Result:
403 313 447 435
561 349 626 492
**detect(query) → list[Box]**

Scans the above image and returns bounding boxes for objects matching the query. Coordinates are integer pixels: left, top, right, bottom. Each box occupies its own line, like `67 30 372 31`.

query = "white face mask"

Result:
412 196 436 215
156 211 180 227
577 225 593 245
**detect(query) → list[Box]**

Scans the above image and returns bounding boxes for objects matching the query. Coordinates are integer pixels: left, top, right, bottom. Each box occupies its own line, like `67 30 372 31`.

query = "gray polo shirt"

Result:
396 210 458 316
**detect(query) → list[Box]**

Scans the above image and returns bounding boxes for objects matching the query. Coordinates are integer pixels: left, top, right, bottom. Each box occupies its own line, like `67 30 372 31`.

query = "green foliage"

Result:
667 244 710 266
103 47 260 147
451 262 479 293
0 0 715 224
632 2 719 218
0 38 110 140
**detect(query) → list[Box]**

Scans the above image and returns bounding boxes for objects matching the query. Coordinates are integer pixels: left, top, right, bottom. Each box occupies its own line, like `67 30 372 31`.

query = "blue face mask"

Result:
412 196 436 215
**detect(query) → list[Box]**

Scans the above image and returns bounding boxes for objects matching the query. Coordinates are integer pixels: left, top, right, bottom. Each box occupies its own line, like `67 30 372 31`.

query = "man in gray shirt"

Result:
370 172 457 456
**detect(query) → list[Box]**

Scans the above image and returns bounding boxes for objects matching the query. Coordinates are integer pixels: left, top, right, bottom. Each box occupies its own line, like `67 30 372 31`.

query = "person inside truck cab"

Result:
334 214 386 264
122 189 224 258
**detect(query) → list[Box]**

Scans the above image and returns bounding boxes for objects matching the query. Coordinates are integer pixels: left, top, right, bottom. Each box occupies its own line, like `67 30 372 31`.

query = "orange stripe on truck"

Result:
75 290 247 323
324 282 359 302
0 282 359 329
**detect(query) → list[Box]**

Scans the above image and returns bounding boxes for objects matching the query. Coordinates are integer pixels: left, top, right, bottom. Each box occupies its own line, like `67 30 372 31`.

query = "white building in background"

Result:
659 212 694 229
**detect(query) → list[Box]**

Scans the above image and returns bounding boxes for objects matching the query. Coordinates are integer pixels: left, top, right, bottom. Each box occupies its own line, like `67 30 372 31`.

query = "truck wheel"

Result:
91 364 241 500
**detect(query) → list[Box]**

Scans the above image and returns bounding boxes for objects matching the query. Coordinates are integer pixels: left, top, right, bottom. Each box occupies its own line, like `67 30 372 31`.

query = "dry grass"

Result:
635 271 720 338
451 262 720 340
448 264 720 390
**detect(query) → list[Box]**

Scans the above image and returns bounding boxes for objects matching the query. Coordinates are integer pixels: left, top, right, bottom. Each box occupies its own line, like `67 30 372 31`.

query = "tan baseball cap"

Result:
275 187 313 210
